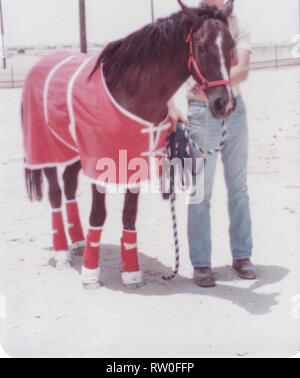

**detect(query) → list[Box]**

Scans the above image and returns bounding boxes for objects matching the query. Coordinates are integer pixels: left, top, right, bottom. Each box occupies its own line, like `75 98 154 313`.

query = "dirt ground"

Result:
0 66 300 358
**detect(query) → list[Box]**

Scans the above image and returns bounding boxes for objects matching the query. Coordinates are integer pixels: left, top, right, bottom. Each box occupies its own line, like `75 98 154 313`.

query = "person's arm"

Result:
230 16 252 86
230 48 251 86
168 83 188 131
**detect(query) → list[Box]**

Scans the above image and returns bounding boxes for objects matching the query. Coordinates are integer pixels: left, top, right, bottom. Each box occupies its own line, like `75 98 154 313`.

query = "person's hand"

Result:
191 85 208 102
168 101 188 132
196 90 208 102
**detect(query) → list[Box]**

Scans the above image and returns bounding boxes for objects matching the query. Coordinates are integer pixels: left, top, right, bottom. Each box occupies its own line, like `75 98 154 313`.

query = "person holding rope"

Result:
168 0 256 287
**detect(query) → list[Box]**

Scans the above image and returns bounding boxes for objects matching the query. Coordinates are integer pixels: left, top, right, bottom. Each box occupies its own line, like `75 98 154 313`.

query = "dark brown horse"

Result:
23 0 235 289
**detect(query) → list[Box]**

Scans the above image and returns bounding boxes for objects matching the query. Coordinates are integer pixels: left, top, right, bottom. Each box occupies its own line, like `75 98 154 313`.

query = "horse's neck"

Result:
109 44 190 125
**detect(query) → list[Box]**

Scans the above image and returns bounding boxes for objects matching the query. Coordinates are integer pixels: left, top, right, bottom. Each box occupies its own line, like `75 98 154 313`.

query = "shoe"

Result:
233 258 257 279
193 267 216 288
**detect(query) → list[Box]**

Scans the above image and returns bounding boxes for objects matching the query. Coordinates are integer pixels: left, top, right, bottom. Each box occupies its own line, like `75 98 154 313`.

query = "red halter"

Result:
186 28 231 90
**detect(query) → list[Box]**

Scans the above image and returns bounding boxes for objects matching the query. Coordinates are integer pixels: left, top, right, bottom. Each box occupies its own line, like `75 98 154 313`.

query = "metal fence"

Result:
0 44 299 89
251 44 300 70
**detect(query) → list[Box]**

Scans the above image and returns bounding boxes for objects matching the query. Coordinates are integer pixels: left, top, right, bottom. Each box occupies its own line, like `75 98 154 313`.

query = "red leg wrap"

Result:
66 201 84 244
52 210 68 251
83 228 102 270
121 230 140 273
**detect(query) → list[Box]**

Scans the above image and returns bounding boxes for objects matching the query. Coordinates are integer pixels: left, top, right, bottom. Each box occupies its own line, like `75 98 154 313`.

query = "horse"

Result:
22 0 236 290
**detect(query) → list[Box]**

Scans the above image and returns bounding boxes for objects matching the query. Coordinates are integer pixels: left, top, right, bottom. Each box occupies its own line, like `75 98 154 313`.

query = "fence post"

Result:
0 0 6 69
10 64 14 88
150 0 155 22
79 0 87 53
275 44 278 70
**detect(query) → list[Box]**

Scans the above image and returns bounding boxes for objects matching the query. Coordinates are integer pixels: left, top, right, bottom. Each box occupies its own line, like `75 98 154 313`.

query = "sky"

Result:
1 0 299 47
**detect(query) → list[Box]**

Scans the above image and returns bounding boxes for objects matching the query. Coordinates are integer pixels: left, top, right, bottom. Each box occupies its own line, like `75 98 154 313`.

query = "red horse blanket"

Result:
22 51 171 188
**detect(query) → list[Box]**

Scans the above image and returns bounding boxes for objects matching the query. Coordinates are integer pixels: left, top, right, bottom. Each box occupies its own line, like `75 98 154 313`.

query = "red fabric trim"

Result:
186 29 231 90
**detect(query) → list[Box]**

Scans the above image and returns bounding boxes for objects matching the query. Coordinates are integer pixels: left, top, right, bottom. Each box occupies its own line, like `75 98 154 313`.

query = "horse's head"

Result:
178 0 236 119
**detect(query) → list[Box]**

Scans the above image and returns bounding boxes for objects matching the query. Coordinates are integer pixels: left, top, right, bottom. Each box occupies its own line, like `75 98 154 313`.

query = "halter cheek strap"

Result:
186 28 231 90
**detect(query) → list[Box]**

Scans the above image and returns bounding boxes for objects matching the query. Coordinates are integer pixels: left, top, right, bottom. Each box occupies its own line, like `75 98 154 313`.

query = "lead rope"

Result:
162 110 227 280
162 192 179 280
186 117 227 158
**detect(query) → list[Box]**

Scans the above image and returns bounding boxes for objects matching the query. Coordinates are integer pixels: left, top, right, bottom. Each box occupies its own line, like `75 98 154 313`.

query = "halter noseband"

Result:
186 28 231 90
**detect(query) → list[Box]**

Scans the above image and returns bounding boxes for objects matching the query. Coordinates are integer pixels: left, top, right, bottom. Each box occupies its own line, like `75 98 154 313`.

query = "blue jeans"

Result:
187 95 253 267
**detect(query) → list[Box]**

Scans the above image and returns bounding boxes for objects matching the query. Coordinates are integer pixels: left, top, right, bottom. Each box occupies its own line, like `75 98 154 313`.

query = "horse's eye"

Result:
197 45 205 54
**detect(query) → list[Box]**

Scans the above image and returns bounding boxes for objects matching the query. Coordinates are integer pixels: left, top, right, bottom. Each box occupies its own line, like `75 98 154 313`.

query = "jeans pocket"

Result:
188 105 207 127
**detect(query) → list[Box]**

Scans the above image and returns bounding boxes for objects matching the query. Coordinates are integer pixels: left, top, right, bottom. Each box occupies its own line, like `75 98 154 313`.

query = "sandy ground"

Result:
0 66 300 358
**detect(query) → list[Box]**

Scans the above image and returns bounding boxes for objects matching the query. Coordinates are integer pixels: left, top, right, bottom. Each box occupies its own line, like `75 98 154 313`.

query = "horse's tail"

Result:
25 168 44 202
21 102 44 202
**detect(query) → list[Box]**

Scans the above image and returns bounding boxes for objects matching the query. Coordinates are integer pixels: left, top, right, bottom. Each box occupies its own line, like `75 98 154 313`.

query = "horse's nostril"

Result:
214 98 226 111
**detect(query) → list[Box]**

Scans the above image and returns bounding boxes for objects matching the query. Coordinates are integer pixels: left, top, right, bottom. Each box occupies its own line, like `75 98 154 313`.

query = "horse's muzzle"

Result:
210 96 237 120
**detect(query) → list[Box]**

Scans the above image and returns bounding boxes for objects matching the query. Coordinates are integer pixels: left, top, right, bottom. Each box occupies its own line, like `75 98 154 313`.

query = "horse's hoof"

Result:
124 281 145 289
71 240 86 256
82 282 101 290
56 260 72 270
81 266 101 290
122 271 144 288
55 250 72 270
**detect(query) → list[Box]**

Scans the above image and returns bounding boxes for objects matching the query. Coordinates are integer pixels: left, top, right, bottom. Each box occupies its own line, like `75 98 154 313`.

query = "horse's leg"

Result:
121 190 144 288
62 160 85 255
43 167 71 270
81 184 107 290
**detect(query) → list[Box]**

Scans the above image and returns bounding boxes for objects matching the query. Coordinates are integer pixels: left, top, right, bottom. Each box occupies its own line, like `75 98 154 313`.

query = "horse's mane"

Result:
89 4 227 87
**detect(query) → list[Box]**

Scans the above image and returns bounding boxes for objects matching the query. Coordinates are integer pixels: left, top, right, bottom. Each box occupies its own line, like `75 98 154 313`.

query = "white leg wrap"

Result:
81 266 101 285
54 250 71 262
54 250 72 270
122 270 144 286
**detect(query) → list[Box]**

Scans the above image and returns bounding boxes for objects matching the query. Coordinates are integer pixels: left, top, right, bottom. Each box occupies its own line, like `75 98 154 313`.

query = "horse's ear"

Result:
223 0 234 18
177 0 199 26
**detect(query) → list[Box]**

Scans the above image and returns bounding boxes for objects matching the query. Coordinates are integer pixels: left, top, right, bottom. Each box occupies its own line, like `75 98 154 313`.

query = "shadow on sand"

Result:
48 243 289 316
